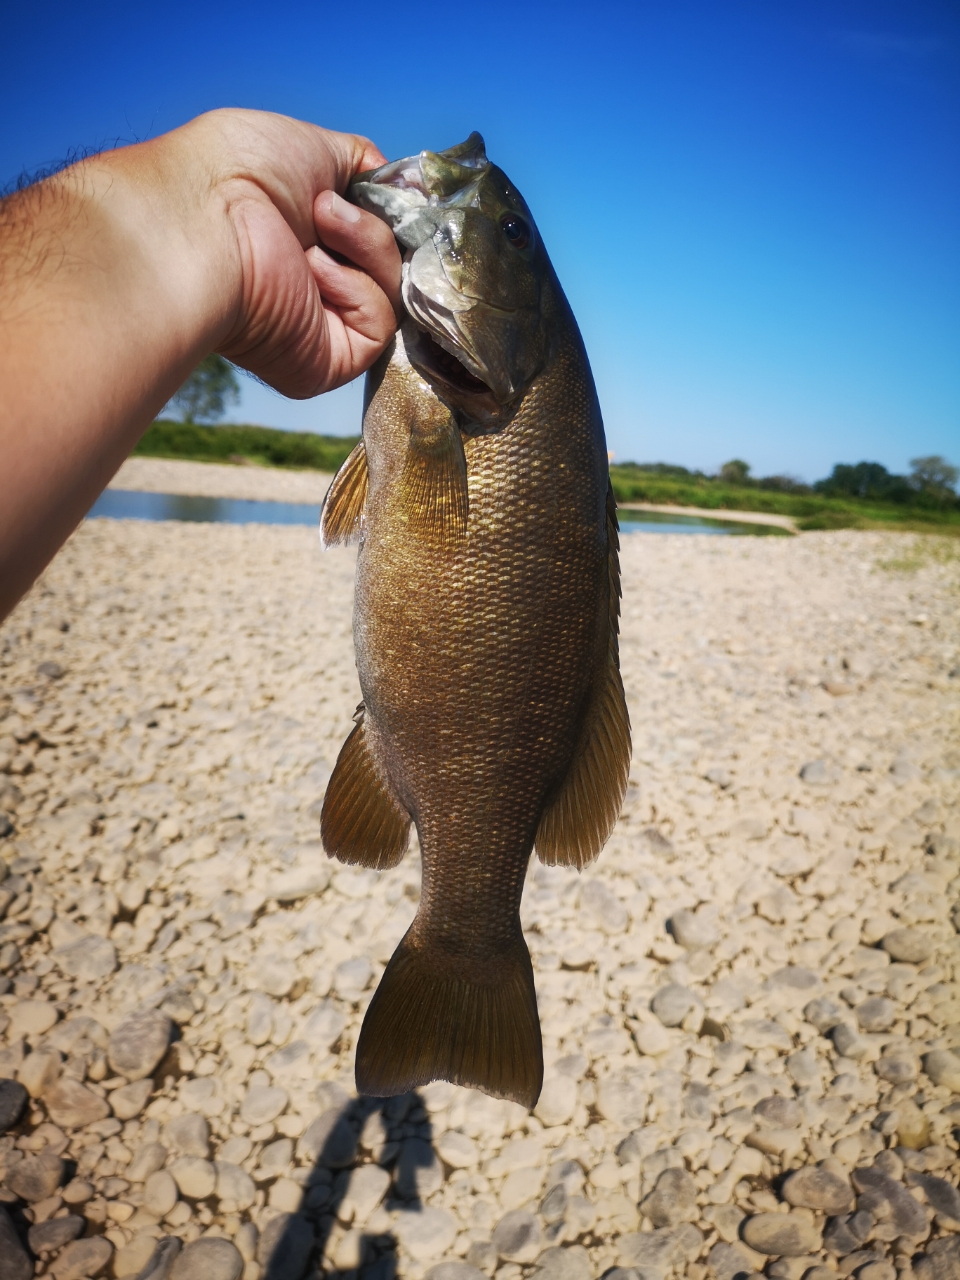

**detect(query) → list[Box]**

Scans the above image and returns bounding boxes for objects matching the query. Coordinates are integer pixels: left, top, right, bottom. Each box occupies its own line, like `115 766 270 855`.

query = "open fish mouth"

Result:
350 132 491 248
350 134 529 406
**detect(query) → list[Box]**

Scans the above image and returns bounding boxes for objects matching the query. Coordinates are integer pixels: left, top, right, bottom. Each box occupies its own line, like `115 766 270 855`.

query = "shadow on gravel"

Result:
263 1089 433 1280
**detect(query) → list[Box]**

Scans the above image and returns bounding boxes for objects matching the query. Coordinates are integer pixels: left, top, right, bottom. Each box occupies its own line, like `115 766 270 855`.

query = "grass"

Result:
609 465 960 535
134 419 359 473
876 536 960 573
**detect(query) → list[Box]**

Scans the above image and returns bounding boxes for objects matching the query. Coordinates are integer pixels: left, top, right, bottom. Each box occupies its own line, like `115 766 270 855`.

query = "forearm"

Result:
0 134 235 619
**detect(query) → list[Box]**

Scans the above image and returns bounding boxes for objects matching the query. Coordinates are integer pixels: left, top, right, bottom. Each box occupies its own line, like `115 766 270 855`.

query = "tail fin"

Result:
356 929 543 1108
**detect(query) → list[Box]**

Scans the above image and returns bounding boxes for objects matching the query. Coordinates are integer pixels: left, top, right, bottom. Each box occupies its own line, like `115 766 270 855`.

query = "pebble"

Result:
8 999 58 1039
214 1161 256 1210
49 1236 113 1279
493 1210 542 1262
127 1142 168 1182
923 1050 960 1092
27 1214 84 1254
425 1265 488 1280
143 1169 179 1217
803 997 846 1032
881 926 935 964
110 1077 154 1119
851 1166 928 1237
855 995 897 1031
651 983 701 1027
873 1049 920 1083
43 1077 110 1129
108 1009 173 1079
240 1082 288 1126
393 1206 457 1261
741 1212 822 1256
0 1077 28 1131
169 1156 216 1199
781 1166 853 1214
906 1172 960 1224
257 1212 313 1277
6 1149 65 1201
162 1113 211 1158
641 1167 698 1226
0 1206 32 1280
53 935 117 982
169 1237 243 1280
535 1075 578 1127
668 908 718 950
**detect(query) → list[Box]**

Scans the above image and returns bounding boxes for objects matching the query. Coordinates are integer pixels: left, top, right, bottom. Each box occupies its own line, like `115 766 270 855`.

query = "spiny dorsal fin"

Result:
321 713 411 869
396 415 468 547
320 440 368 548
535 482 631 868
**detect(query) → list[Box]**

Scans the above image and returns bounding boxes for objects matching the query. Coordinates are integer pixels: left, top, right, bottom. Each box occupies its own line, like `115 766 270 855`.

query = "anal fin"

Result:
321 713 411 869
320 440 368 548
397 412 468 547
536 482 631 868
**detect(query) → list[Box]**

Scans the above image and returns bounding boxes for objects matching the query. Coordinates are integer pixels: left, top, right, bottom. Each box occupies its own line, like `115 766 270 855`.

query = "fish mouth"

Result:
408 324 493 398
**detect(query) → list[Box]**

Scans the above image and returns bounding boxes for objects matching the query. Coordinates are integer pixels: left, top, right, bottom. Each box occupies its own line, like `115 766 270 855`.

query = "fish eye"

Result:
500 213 531 251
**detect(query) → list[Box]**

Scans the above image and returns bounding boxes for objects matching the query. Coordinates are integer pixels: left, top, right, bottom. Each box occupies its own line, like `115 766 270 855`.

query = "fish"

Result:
319 133 630 1107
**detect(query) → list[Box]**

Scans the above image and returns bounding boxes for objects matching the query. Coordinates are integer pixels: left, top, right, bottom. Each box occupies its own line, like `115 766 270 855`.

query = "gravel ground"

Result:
108 458 334 505
0 516 958 1280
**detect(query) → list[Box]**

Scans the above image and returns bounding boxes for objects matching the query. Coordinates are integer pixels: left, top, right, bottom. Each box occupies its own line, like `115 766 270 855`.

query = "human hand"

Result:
166 109 402 397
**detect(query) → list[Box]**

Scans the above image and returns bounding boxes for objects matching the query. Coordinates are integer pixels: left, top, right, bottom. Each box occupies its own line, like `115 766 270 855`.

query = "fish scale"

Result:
319 134 630 1105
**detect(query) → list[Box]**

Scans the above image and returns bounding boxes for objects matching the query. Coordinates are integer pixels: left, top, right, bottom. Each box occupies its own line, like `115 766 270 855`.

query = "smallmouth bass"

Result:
320 133 630 1106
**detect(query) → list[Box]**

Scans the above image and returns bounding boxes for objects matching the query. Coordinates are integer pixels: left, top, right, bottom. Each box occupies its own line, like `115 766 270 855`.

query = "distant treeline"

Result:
134 420 359 472
610 455 960 532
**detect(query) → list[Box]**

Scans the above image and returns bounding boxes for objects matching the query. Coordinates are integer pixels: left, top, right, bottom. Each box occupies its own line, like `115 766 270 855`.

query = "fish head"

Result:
351 133 549 410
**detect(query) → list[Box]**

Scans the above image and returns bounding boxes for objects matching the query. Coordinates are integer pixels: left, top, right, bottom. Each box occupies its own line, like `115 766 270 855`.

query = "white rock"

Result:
338 1163 390 1225
8 1000 58 1040
534 1076 577 1127
214 1162 256 1210
396 1206 458 1260
436 1129 479 1168
143 1169 178 1217
169 1156 216 1199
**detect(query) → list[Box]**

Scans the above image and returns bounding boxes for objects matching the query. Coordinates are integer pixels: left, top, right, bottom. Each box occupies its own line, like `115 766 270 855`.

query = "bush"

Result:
134 420 359 472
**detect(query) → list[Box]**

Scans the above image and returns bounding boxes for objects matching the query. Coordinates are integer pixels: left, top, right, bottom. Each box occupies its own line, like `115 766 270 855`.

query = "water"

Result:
89 488 788 536
618 509 789 537
88 489 321 526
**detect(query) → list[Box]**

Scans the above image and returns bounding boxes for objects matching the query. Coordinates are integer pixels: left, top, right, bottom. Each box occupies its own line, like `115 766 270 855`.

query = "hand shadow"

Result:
261 1088 435 1280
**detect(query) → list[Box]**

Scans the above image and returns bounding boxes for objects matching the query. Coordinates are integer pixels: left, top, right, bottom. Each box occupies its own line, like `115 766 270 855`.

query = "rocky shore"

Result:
0 494 958 1280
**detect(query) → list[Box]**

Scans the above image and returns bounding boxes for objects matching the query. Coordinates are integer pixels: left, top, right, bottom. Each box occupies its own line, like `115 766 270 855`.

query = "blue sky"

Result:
5 1 958 482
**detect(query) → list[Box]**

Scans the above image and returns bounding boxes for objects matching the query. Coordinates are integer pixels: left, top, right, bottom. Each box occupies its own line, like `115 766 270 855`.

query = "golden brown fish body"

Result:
320 135 629 1106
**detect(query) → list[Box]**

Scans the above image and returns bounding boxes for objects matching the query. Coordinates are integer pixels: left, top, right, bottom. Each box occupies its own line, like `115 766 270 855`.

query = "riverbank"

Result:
1 521 958 1278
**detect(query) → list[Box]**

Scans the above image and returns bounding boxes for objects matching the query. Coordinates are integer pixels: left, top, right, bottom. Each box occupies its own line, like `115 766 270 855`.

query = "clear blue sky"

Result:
5 0 958 481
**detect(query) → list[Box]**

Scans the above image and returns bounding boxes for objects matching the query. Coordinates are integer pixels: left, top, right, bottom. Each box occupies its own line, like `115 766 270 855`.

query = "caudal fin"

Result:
356 930 543 1108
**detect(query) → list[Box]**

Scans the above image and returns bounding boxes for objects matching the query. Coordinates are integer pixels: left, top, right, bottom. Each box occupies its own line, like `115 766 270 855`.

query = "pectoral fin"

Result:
536 483 631 868
396 412 468 547
321 711 411 869
320 441 368 548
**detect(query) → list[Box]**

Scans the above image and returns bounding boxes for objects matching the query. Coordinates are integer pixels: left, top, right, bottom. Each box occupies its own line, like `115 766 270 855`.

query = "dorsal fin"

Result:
320 441 368 548
321 711 412 869
535 483 631 868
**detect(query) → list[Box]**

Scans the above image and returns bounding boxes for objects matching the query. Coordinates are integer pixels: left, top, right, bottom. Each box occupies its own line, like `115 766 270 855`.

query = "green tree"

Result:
909 455 959 507
719 458 751 485
168 354 241 424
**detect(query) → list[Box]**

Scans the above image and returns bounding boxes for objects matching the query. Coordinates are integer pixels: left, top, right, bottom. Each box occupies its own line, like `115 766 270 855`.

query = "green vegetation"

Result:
134 419 359 472
610 455 960 534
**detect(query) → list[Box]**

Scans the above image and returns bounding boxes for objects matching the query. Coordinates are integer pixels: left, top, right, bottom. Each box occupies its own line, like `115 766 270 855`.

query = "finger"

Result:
306 244 398 346
314 191 402 315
